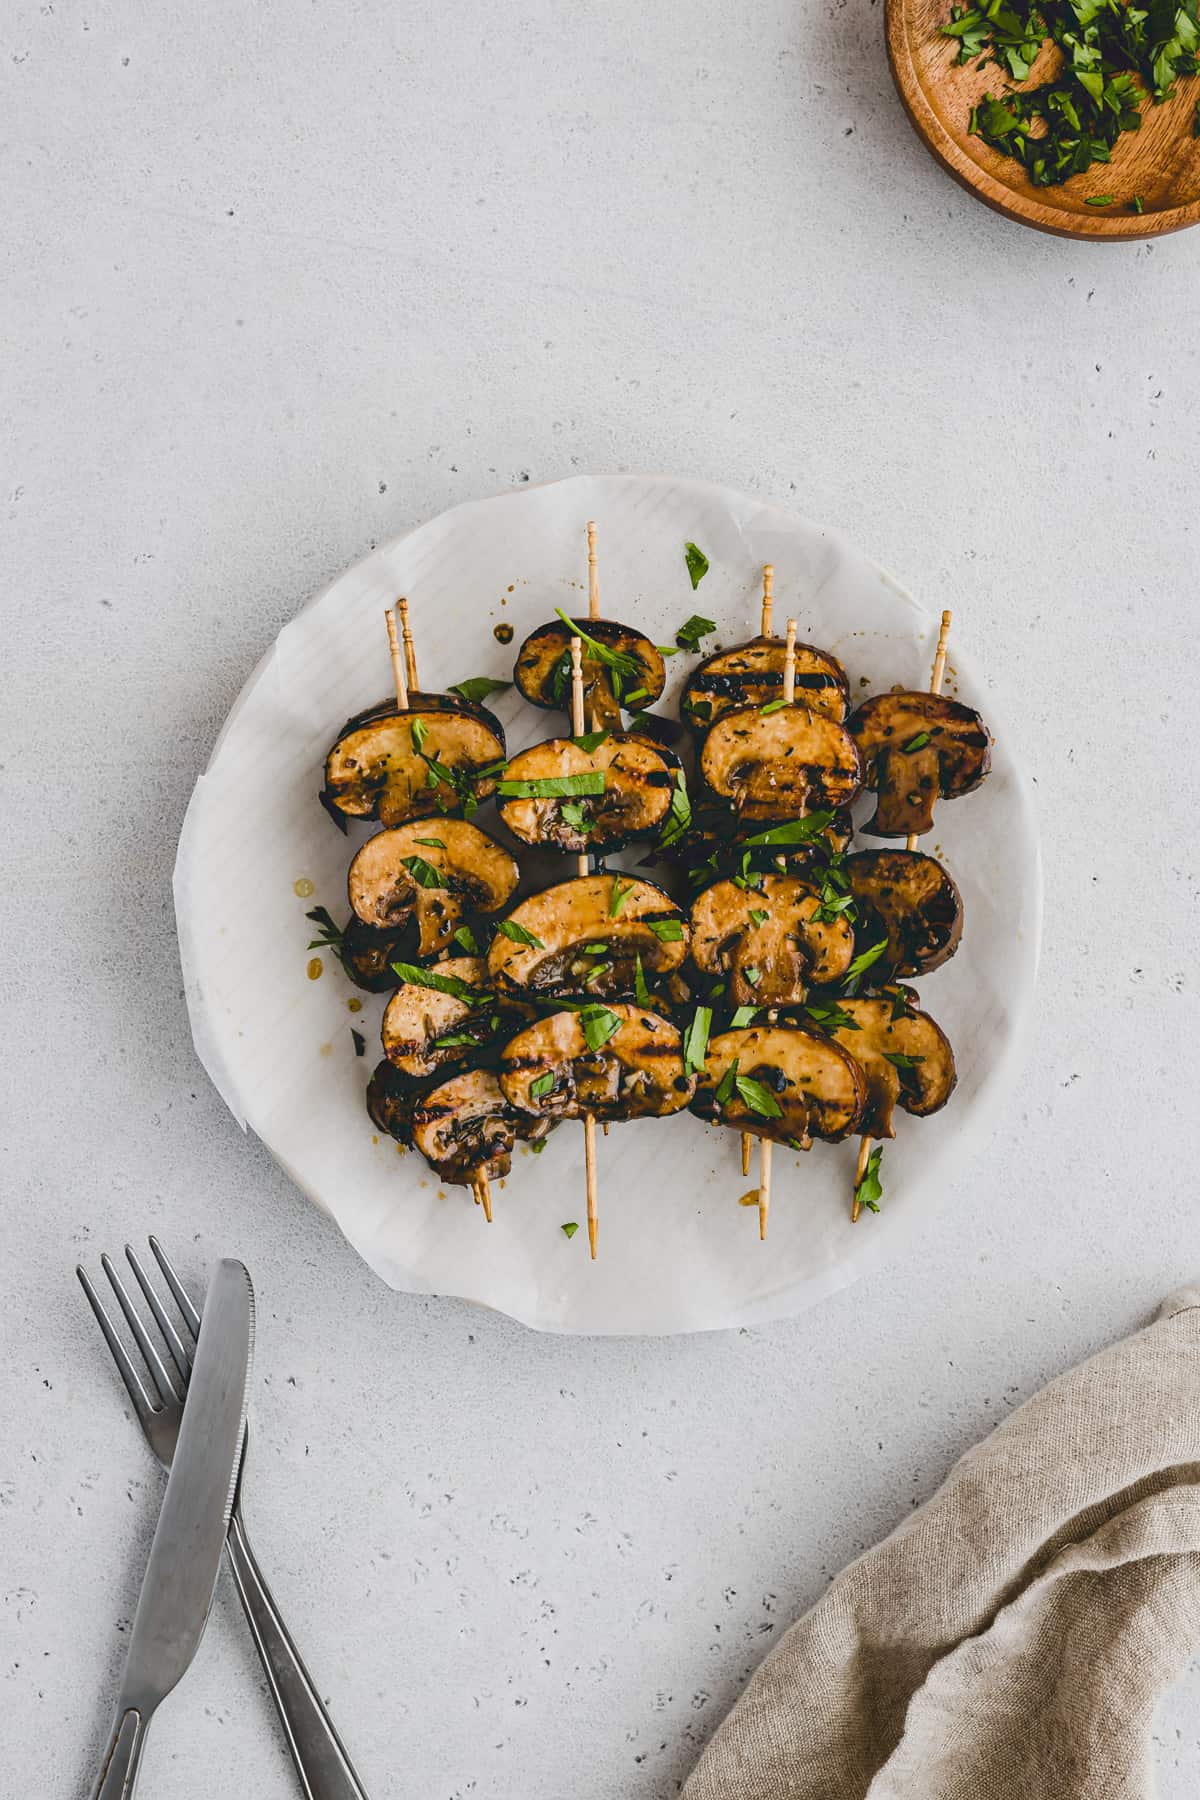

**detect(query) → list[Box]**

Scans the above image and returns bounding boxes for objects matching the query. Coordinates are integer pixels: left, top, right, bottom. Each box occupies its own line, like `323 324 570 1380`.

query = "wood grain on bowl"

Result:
887 0 1200 239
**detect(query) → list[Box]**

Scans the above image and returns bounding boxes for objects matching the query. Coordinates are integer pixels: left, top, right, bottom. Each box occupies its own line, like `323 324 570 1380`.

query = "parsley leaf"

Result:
714 1057 740 1108
413 836 446 848
748 909 769 928
560 800 590 832
561 1220 579 1238
659 768 693 848
844 940 888 982
452 923 481 956
410 717 429 753
497 772 607 799
579 1004 622 1051
495 918 545 949
742 966 761 986
684 542 710 590
759 700 788 716
729 1005 758 1027
400 854 446 888
450 676 511 705
676 612 717 653
648 918 684 942
610 875 634 917
742 812 835 847
634 953 652 1007
854 1144 883 1215
553 609 641 682
901 731 931 752
530 1072 556 1100
884 1051 926 1069
683 1005 712 1074
391 961 491 1002
573 729 610 752
735 1075 783 1118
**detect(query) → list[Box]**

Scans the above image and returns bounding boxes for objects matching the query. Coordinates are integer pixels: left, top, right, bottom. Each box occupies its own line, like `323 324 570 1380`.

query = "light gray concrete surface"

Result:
4 2 1200 1795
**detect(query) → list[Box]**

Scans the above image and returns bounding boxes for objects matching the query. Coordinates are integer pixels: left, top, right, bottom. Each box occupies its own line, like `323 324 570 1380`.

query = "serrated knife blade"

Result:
91 1258 255 1800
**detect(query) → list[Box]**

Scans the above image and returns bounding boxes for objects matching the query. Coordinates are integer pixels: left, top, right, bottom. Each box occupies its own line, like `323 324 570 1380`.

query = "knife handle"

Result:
92 1707 150 1800
226 1505 370 1800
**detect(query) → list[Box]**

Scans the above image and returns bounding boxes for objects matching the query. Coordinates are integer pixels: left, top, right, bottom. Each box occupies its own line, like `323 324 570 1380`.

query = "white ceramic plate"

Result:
175 474 1040 1335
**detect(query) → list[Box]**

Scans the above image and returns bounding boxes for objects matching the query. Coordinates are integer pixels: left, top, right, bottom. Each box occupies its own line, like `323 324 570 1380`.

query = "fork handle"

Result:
226 1505 370 1800
92 1706 150 1799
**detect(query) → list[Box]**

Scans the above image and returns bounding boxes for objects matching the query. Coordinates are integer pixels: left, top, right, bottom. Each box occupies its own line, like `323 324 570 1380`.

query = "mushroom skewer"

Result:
571 637 601 1261
751 618 798 1238
848 610 969 1222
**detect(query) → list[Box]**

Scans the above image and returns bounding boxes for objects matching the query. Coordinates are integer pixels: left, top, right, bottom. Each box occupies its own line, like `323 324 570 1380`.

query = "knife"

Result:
91 1258 255 1800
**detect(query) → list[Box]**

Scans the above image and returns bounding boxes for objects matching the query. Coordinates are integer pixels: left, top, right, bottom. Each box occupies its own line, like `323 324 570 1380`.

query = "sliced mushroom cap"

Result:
691 1025 865 1147
499 1004 695 1121
323 702 506 828
366 1058 416 1143
382 957 499 1079
410 1065 554 1187
487 873 689 999
827 992 956 1139
700 702 862 823
848 692 992 837
496 733 676 853
513 618 666 724
846 850 963 979
690 875 854 1007
339 917 408 992
682 636 849 729
348 820 519 958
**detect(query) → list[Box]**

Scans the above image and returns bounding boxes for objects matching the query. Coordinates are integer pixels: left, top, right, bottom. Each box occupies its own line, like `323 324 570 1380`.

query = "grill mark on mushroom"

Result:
499 1005 696 1121
682 637 850 727
323 697 506 827
497 733 678 853
700 702 862 822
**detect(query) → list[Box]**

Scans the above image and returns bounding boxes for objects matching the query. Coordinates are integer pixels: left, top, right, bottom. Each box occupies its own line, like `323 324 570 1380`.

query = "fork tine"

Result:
148 1235 202 1338
78 1265 156 1425
126 1244 192 1383
101 1253 181 1406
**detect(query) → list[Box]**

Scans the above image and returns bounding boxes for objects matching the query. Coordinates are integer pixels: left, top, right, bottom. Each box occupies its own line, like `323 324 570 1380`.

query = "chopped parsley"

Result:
351 1028 366 1056
400 854 446 889
742 966 761 987
610 875 634 917
683 1005 712 1074
449 676 511 705
714 1057 740 1108
579 1005 622 1052
843 940 888 983
497 772 607 799
854 1144 883 1215
884 1051 926 1069
901 731 931 753
648 917 684 942
560 800 590 832
659 767 693 848
413 836 446 848
529 1072 556 1101
410 717 429 753
495 918 545 949
634 953 652 1007
729 1005 758 1027
561 1220 579 1238
748 909 769 928
306 906 345 953
452 923 481 955
572 729 610 752
735 1075 782 1118
742 812 834 847
803 999 861 1032
759 700 788 716
391 962 491 1002
676 612 717 652
684 542 710 590
553 608 642 683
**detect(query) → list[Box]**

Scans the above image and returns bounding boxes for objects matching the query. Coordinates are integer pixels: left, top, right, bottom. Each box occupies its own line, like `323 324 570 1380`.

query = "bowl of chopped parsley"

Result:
887 0 1200 236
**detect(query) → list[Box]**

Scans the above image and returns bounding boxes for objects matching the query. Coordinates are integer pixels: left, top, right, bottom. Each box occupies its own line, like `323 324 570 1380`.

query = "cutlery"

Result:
80 1240 370 1800
85 1256 254 1799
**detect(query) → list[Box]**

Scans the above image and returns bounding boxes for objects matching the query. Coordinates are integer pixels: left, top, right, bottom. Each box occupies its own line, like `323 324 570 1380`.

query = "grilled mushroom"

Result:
848 692 991 838
499 1004 696 1121
410 1065 554 1186
348 820 519 959
846 850 963 979
690 875 855 1007
513 618 666 727
323 695 506 828
486 873 689 998
496 733 676 853
382 957 502 1079
691 1025 865 1147
682 637 849 729
339 917 409 992
826 990 956 1138
366 1058 416 1143
700 702 862 823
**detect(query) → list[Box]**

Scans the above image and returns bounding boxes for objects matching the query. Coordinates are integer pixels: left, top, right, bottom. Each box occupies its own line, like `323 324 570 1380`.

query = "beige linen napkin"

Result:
684 1289 1200 1800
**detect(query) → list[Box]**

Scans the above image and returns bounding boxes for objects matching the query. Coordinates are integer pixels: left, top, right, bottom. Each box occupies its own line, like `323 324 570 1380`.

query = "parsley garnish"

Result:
843 940 888 983
495 918 545 949
450 676 511 705
803 999 861 1032
748 909 768 928
400 854 446 889
452 923 481 955
579 1005 622 1052
411 717 429 753
413 836 446 848
683 1005 712 1075
714 1057 740 1108
659 768 692 848
610 876 634 917
560 800 590 832
497 772 607 799
901 731 931 752
684 543 710 590
884 1051 926 1069
634 953 652 1007
729 1005 758 1027
854 1144 883 1215
391 962 491 1002
759 700 788 716
553 608 641 682
573 729 610 752
648 918 684 942
735 1075 782 1118
742 966 761 987
306 906 345 953
742 812 834 847
561 1220 579 1238
530 1072 555 1100
676 612 717 653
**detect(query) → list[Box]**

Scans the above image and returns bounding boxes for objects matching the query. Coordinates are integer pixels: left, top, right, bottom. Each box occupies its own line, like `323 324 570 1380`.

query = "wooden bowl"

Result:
887 0 1200 239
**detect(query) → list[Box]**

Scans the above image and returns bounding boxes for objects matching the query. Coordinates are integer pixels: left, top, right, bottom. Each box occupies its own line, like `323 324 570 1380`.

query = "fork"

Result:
79 1239 370 1800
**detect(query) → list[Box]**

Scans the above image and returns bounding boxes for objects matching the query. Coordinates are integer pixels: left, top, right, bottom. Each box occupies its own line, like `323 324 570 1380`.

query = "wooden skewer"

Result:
852 610 954 1222
398 596 420 691
741 566 777 1181
386 606 409 711
569 634 600 1260
753 618 798 1241
474 1176 493 1222
587 519 600 620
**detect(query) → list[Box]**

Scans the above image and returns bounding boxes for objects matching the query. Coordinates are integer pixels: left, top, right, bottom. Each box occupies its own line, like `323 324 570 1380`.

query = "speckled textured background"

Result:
4 2 1199 1795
